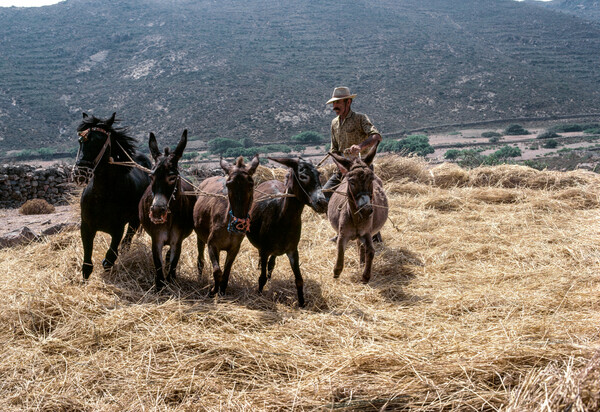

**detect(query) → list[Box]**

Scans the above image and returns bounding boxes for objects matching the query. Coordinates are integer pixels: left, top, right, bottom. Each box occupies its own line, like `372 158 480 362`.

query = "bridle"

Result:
149 174 180 225
72 127 112 186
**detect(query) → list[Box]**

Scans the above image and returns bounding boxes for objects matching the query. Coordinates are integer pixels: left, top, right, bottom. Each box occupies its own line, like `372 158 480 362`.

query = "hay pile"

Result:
1 155 599 411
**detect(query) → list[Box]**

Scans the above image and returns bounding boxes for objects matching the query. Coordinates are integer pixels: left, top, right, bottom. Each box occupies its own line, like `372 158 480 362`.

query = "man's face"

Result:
332 99 350 117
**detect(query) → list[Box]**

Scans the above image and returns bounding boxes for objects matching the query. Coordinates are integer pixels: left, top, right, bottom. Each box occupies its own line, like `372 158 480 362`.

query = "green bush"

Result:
493 145 522 158
504 124 529 135
488 136 501 143
537 130 560 139
481 131 501 138
542 139 558 149
550 124 583 133
444 149 461 160
291 131 324 144
380 135 434 157
181 151 199 160
208 138 242 155
457 150 486 168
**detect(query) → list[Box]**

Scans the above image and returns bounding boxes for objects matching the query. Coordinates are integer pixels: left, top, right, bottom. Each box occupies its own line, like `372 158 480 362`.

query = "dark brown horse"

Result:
193 155 260 296
139 130 196 289
247 157 328 307
327 144 388 283
73 113 151 280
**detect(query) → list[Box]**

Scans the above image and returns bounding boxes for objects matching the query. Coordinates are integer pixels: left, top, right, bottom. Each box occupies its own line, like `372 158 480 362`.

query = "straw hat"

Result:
326 86 357 104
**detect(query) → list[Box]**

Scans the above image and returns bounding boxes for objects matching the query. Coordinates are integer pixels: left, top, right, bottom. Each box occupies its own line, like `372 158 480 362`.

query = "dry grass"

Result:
1 156 599 411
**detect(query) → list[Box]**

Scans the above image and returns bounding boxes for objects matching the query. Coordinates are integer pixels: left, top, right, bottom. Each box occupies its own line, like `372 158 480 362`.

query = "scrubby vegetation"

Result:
504 124 529 136
380 134 434 156
19 198 55 215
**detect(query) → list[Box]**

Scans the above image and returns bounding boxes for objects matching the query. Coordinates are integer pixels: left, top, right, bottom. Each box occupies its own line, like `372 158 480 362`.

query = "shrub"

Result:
488 136 501 143
493 145 522 158
241 137 254 148
504 124 529 135
481 131 501 138
458 150 486 168
291 131 324 144
19 199 55 215
181 151 199 160
380 135 434 156
208 138 242 155
542 139 558 149
444 149 461 160
551 123 583 133
537 130 560 139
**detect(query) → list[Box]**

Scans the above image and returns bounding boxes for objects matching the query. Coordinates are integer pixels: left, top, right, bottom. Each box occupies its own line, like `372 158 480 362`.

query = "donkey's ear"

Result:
329 152 352 175
247 154 260 176
268 156 298 170
220 157 233 174
363 141 379 166
173 129 188 159
148 132 161 161
82 112 88 119
107 112 116 127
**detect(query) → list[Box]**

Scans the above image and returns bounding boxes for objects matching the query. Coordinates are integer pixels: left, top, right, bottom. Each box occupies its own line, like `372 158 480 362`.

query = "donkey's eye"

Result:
299 173 309 183
166 174 178 184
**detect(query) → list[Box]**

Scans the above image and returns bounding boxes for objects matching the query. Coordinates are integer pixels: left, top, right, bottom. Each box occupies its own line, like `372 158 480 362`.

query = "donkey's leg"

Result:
103 225 125 271
151 238 166 290
207 243 222 296
220 243 241 294
257 252 269 294
286 249 305 308
357 239 366 267
267 256 277 279
333 235 349 279
196 238 206 281
166 239 184 283
81 222 96 280
361 235 375 284
164 248 172 278
120 223 137 252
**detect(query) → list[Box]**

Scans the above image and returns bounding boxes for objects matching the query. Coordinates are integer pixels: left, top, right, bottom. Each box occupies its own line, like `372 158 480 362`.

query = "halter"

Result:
72 127 112 186
227 209 251 233
149 175 180 225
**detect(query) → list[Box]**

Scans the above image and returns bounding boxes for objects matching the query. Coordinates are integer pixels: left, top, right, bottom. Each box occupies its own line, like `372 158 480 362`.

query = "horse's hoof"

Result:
102 259 114 271
361 277 370 284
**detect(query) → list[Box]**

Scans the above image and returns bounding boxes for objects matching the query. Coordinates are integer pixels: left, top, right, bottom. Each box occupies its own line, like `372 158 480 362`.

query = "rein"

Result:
72 127 112 185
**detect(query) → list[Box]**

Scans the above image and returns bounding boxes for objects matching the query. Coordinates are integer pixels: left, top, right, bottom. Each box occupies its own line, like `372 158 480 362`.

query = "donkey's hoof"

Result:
361 276 371 284
102 259 114 271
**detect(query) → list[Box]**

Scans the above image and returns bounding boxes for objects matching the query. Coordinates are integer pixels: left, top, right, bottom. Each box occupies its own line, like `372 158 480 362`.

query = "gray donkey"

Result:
327 144 388 283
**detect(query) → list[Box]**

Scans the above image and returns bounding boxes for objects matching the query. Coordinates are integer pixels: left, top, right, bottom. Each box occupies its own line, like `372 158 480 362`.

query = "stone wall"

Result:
0 164 74 208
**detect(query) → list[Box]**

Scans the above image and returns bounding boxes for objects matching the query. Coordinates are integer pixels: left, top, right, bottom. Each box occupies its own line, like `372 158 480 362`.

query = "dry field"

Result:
1 155 599 411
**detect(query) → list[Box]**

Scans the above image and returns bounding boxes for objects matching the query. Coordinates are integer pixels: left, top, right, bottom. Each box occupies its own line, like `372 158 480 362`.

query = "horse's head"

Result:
268 156 328 214
330 143 378 219
72 112 116 185
147 130 187 225
220 154 259 233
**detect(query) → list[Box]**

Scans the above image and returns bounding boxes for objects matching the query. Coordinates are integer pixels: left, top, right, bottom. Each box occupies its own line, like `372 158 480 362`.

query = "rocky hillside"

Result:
1 0 600 151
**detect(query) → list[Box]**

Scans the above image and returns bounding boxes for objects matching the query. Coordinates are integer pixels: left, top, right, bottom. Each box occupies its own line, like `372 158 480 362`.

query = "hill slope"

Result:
533 0 600 21
1 0 600 151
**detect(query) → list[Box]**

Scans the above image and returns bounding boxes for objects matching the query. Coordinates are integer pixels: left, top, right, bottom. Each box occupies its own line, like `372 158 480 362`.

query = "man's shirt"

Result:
330 110 380 157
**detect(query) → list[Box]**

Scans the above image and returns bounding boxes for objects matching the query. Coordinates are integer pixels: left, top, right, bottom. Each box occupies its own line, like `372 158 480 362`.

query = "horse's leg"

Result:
286 249 305 308
267 256 276 279
220 243 241 294
81 222 96 280
257 252 269 294
333 235 349 278
207 243 222 296
166 239 184 283
151 237 166 290
103 225 124 271
361 235 375 284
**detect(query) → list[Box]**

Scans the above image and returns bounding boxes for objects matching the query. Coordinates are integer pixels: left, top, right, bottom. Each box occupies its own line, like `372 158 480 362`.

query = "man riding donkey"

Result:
322 86 383 242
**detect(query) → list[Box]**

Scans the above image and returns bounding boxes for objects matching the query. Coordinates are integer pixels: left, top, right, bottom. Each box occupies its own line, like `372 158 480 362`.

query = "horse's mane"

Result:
77 114 139 158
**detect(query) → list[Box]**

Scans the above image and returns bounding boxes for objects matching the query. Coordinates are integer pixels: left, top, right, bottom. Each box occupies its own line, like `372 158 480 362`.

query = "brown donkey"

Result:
247 157 328 307
193 155 260 296
327 144 388 283
139 130 196 289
